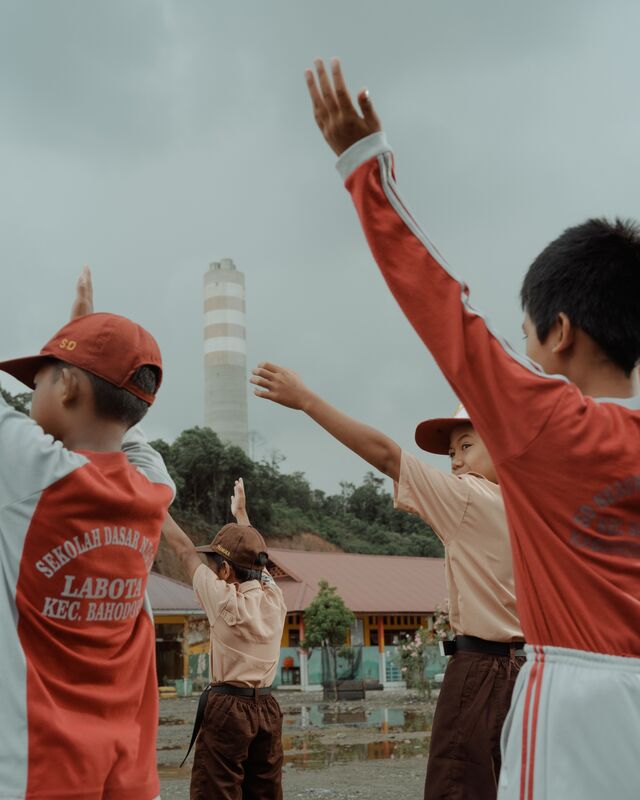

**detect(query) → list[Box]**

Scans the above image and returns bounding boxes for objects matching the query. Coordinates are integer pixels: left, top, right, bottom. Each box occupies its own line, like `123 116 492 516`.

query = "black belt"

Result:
441 635 526 657
180 683 272 767
210 684 273 698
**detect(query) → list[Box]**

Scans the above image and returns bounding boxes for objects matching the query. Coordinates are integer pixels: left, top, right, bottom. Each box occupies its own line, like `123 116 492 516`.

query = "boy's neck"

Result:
571 361 637 399
62 420 126 453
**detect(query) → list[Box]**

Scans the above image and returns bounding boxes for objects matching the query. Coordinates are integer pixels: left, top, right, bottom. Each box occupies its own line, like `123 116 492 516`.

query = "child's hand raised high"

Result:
251 362 313 411
305 58 381 157
70 266 94 320
230 478 250 526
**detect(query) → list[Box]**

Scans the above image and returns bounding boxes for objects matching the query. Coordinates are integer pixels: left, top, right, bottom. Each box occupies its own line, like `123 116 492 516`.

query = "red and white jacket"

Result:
0 395 174 799
338 132 640 658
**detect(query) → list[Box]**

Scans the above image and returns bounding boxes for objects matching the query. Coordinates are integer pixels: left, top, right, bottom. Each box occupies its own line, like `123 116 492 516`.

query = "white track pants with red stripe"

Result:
497 645 640 800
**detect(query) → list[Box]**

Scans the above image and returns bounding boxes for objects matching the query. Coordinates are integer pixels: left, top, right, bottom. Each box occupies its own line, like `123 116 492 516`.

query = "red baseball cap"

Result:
0 313 162 404
415 404 471 455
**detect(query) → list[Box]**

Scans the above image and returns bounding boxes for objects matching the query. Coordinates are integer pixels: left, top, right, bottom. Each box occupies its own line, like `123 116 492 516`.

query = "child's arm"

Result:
0 269 96 511
305 60 569 466
230 478 251 526
161 515 204 580
230 481 276 587
121 425 176 496
251 362 401 481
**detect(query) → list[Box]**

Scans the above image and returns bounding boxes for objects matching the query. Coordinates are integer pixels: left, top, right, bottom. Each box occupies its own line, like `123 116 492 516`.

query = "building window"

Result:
288 628 300 647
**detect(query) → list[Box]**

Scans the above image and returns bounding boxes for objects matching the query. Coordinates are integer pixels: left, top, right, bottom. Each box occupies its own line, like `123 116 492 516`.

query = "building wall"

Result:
282 611 434 648
364 613 433 646
203 259 249 454
281 612 303 647
155 611 442 690
154 614 208 686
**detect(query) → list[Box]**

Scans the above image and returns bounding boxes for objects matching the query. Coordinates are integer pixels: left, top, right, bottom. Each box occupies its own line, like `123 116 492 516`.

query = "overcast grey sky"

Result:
1 0 639 493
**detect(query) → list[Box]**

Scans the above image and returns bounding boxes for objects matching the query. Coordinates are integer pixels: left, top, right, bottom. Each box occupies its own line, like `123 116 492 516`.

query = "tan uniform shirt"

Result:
193 564 287 687
394 451 523 642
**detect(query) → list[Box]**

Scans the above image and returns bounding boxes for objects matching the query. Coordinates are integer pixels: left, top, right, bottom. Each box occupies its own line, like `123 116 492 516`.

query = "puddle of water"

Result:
159 736 427 777
158 704 433 777
283 738 428 769
390 709 434 733
283 705 433 734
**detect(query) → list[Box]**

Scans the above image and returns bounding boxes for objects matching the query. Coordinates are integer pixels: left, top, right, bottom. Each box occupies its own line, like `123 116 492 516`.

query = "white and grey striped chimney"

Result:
203 258 249 454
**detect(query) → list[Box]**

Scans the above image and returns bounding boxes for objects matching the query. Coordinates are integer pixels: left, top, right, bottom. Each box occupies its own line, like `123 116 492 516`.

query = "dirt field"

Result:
158 688 436 799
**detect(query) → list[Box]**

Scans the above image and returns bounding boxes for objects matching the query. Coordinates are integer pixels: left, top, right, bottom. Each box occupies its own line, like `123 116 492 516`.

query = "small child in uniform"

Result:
162 479 287 800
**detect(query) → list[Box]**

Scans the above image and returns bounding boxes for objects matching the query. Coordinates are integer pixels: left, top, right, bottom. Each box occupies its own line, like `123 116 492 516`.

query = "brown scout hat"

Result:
195 523 268 571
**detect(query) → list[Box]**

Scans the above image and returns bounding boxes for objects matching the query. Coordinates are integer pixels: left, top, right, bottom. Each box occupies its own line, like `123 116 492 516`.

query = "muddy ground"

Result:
158 689 437 799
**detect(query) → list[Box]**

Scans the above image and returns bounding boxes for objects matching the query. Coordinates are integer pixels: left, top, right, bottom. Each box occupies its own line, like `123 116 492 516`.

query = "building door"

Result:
156 623 183 685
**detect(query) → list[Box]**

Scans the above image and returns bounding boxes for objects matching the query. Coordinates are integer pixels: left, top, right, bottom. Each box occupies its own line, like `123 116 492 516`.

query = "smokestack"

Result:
203 258 249 454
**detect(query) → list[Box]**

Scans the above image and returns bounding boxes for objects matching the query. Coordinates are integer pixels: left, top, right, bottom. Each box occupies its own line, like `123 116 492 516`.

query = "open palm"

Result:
305 58 381 156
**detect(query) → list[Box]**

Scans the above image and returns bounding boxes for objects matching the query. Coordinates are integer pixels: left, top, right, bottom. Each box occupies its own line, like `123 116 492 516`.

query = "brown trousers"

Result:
424 650 525 800
190 691 283 800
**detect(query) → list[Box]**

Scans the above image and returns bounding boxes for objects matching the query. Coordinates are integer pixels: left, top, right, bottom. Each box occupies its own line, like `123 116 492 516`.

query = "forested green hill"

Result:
1 385 442 557
152 427 442 557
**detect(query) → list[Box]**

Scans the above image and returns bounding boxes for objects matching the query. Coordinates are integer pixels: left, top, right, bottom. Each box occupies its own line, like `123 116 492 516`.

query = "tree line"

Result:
1 385 442 557
151 426 442 557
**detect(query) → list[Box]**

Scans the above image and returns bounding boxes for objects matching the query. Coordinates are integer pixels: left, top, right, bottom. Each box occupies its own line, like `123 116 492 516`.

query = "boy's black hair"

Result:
206 551 268 583
520 218 640 375
54 362 158 427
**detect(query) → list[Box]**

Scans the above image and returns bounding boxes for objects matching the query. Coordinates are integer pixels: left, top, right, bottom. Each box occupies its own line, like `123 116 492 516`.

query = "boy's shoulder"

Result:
460 471 501 490
0 398 87 510
120 426 176 496
459 471 504 508
401 449 495 494
261 577 286 605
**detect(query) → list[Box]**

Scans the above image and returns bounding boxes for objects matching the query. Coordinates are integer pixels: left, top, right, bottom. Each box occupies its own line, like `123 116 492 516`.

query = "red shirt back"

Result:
0 405 174 798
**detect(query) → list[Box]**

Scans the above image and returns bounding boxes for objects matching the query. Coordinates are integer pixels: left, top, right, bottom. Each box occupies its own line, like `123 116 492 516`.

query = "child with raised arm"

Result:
252 361 524 800
0 269 175 800
162 479 287 800
304 58 640 800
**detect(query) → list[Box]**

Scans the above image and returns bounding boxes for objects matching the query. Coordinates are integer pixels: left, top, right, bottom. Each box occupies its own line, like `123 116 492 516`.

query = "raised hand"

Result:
253 362 402 481
70 266 94 320
305 58 381 156
230 478 250 526
251 362 313 411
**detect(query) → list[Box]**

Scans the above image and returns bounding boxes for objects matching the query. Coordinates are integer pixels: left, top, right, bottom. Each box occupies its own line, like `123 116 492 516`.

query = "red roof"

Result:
268 549 446 614
148 571 205 615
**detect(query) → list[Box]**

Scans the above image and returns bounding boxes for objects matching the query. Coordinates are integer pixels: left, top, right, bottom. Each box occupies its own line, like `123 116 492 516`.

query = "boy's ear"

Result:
551 312 576 354
224 562 239 583
59 367 82 407
218 560 231 581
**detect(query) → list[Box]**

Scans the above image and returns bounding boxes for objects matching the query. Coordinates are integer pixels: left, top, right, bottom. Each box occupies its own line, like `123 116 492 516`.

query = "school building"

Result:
150 550 447 691
148 572 208 688
269 549 447 689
